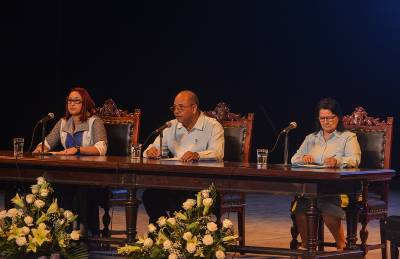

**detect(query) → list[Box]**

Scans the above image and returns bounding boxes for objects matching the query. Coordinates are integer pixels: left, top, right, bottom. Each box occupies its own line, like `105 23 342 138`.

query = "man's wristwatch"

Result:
76 146 81 155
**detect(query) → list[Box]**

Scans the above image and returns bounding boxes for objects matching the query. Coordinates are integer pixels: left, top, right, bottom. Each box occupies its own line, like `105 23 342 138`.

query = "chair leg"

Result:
380 218 387 259
238 209 245 247
101 190 111 238
317 216 325 251
360 217 369 252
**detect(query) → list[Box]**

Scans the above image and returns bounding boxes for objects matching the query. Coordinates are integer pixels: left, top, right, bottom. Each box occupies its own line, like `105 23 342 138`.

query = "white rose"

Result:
37 177 46 185
25 194 35 204
24 216 34 226
186 242 196 253
40 188 49 197
7 208 18 218
167 217 176 226
34 199 45 209
148 223 157 233
203 198 213 207
222 219 233 229
21 226 30 235
183 231 192 241
0 210 7 219
215 250 225 259
70 230 80 240
63 210 74 220
201 190 210 198
143 238 153 248
157 216 167 227
163 239 172 250
202 234 213 246
207 222 218 232
16 236 27 246
168 253 178 259
182 199 196 210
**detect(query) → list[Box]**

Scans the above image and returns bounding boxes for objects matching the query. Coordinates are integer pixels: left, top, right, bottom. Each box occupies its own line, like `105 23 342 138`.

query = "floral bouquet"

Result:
0 177 88 259
118 185 238 259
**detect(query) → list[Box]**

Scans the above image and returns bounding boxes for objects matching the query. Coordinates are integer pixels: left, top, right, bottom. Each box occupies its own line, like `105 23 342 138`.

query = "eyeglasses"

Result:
67 99 83 105
169 104 194 112
319 115 337 122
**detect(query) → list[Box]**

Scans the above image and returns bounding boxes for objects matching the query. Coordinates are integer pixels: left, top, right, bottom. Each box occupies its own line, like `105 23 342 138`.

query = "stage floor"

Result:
2 186 399 258
99 187 400 259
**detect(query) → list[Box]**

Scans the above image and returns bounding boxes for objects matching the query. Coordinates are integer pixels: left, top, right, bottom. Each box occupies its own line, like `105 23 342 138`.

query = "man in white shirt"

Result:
143 90 224 223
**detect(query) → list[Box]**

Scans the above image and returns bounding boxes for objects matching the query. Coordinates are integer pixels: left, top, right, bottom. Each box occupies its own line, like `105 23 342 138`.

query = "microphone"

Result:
281 121 297 134
39 113 55 124
153 122 172 134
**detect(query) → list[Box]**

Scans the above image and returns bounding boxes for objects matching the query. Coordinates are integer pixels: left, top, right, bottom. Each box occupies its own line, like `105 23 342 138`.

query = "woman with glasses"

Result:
33 87 107 155
32 87 107 237
291 97 361 250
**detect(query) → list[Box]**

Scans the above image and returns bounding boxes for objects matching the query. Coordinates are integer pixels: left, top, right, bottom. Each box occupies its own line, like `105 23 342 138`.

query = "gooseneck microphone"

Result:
282 121 297 166
281 121 297 134
38 112 55 124
28 112 56 154
142 122 173 155
153 122 172 134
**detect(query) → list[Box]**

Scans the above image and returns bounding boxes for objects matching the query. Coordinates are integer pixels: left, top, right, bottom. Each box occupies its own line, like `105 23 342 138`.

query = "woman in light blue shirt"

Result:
291 98 361 250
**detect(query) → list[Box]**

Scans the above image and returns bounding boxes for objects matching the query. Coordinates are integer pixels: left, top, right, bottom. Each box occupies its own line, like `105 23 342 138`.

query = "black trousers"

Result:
56 185 102 236
142 189 196 224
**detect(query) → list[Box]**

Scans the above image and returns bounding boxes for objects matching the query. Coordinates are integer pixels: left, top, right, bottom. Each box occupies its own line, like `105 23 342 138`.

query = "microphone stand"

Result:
159 130 164 159
40 122 46 157
283 131 290 167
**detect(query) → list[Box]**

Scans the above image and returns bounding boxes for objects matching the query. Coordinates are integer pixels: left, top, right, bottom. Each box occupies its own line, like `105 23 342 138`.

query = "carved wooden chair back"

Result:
204 102 254 163
96 99 141 156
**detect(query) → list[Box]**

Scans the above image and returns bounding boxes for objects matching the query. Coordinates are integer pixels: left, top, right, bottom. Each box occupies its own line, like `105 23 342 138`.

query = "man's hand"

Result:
302 155 314 164
180 151 200 162
146 147 160 159
52 147 78 156
324 157 337 168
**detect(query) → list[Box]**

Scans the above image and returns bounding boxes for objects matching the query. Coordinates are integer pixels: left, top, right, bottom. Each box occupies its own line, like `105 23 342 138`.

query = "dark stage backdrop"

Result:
1 1 400 173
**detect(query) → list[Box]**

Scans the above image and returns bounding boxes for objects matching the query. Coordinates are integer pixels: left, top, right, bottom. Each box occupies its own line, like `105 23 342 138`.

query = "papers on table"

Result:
291 163 327 169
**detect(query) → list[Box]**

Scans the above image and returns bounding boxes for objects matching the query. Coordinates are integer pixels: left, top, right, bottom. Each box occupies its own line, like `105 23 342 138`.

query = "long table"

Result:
0 151 395 258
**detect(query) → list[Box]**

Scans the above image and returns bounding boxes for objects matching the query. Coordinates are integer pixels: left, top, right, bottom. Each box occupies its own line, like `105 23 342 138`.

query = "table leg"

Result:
304 197 318 258
346 193 360 249
125 187 139 244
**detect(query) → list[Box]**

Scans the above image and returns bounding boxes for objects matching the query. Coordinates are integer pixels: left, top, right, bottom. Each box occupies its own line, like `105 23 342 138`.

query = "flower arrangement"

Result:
0 177 88 258
118 185 238 259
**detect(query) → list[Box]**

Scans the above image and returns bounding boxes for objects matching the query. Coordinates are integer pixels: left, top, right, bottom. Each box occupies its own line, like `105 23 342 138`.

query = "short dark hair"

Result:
315 97 345 132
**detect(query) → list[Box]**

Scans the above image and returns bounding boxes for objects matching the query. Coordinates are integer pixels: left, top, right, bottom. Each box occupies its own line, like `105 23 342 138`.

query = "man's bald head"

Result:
175 90 199 107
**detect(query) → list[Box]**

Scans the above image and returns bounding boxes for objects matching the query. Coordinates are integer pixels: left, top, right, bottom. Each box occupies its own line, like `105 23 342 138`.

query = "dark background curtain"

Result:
1 1 399 172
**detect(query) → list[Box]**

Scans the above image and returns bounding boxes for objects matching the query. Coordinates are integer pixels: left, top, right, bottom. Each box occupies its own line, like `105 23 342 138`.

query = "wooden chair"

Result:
204 102 254 247
95 99 141 238
290 107 394 258
342 107 393 258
